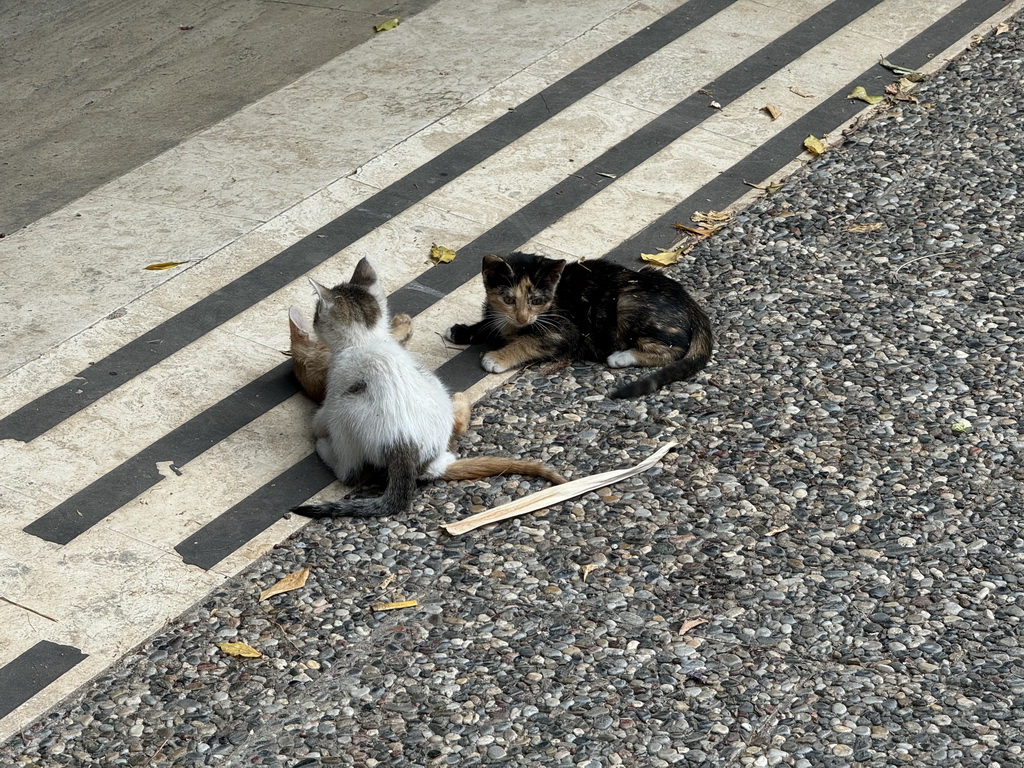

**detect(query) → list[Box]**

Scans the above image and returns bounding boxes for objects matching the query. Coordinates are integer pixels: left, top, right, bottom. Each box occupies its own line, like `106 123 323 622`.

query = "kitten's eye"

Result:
502 296 515 305
529 297 546 306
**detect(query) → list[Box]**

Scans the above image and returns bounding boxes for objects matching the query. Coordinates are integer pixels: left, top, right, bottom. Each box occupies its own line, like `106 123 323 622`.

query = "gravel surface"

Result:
4 15 1023 768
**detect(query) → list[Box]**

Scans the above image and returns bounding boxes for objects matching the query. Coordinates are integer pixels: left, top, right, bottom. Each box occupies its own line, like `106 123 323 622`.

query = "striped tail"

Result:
441 456 566 485
292 442 419 519
609 310 713 399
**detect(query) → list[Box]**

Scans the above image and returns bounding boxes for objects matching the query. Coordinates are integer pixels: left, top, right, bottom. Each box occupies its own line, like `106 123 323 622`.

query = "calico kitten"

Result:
446 252 712 399
292 258 565 519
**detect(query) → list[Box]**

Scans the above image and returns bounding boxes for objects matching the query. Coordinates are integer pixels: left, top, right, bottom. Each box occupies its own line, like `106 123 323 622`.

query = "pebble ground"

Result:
3 14 1022 768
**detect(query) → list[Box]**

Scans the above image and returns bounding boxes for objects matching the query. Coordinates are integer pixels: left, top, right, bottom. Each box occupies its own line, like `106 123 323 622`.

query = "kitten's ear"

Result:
545 259 567 283
350 258 378 287
309 277 334 306
482 253 512 284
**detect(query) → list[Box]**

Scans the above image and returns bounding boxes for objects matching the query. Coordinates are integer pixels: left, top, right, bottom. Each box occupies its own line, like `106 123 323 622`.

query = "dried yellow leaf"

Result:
640 250 683 266
596 172 617 179
442 442 677 535
765 181 784 194
374 17 399 32
845 222 883 233
144 261 187 271
691 209 732 225
259 567 310 601
763 103 781 120
581 563 600 582
371 599 418 611
678 618 708 636
789 86 813 98
803 135 827 156
673 223 717 238
995 22 1009 35
878 57 923 80
429 243 457 264
216 641 263 658
846 86 883 105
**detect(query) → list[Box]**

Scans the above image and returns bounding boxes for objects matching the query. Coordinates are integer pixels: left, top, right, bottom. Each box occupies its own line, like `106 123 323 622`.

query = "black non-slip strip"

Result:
175 453 336 571
0 0 736 445
172 0 1004 570
0 641 87 720
21 0 879 548
18 0 866 548
24 363 298 545
385 0 889 316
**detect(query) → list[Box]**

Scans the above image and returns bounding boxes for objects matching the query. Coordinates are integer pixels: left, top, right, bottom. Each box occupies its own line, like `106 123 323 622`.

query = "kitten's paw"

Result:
390 313 413 345
606 350 638 368
481 353 508 374
445 323 473 345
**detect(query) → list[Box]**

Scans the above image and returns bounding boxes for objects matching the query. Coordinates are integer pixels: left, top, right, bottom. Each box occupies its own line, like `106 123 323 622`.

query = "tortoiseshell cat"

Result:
446 252 712 399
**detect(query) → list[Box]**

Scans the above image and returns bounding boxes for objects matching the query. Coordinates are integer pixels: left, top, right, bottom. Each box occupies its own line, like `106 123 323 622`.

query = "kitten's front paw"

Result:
481 353 508 374
390 313 413 345
606 350 638 369
445 323 473 345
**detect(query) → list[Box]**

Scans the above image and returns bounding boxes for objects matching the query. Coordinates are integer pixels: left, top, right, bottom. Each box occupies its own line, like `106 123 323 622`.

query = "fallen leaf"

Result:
765 181 785 194
641 250 683 266
951 419 972 435
803 135 827 156
672 223 718 238
216 641 263 659
691 209 732 226
763 103 781 120
372 599 418 611
679 618 708 636
374 17 399 32
709 101 722 109
878 57 924 81
429 243 457 263
846 85 884 105
845 222 883 233
581 563 600 581
995 22 1009 35
259 567 310 601
596 172 617 179
885 80 919 103
144 261 188 271
442 442 677 535
766 524 790 536
789 86 814 98
378 572 397 590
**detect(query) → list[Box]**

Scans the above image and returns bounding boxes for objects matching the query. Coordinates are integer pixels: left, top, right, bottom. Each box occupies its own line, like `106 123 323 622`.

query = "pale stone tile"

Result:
349 71 552 191
140 177 379 316
0 199 255 378
0 300 178 418
102 399 317 553
421 94 658 227
592 0 813 116
527 126 751 259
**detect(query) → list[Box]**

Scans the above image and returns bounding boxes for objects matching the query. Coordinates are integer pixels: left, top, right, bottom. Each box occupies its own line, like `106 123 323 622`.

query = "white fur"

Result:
606 350 638 368
311 271 455 482
481 353 507 373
